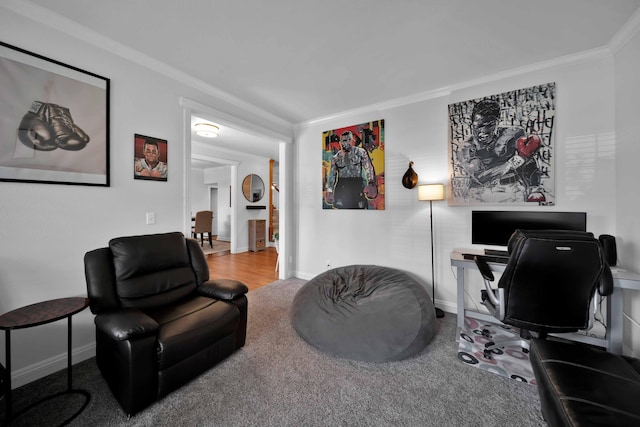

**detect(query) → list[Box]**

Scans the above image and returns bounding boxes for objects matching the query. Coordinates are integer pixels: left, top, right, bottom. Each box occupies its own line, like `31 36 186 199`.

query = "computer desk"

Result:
450 249 640 354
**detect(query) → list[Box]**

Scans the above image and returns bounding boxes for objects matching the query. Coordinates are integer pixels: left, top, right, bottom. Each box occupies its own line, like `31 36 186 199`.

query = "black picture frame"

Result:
0 41 110 186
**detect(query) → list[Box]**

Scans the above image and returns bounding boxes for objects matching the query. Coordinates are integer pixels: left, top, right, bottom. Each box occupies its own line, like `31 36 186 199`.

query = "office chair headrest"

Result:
507 228 612 296
507 229 595 254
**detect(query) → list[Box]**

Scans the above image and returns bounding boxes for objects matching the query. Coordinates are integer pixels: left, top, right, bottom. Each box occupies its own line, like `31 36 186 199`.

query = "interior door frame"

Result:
179 97 292 279
209 186 218 236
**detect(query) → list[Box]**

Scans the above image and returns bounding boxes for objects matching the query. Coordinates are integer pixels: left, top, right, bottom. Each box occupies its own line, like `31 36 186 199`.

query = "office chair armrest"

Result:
472 255 502 310
598 264 614 296
473 255 495 282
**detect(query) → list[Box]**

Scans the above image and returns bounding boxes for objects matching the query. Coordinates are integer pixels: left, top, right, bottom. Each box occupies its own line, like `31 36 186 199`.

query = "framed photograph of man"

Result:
447 83 556 206
134 134 168 181
322 119 385 210
0 41 110 186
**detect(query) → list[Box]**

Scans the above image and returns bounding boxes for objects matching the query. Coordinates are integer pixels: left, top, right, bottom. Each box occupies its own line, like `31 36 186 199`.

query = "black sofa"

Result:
530 338 640 426
84 232 248 415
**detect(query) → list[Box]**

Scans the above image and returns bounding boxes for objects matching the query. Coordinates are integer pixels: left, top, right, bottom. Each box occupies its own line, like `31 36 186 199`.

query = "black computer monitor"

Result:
471 210 587 248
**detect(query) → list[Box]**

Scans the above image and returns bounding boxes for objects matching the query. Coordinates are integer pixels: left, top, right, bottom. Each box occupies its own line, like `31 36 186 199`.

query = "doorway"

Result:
180 97 291 279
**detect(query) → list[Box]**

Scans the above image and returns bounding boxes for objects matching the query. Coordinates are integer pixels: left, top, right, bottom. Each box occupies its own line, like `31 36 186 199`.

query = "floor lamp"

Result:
418 184 445 318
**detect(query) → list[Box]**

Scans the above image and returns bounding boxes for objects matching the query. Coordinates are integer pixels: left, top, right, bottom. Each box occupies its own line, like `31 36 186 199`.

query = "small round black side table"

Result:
0 297 90 426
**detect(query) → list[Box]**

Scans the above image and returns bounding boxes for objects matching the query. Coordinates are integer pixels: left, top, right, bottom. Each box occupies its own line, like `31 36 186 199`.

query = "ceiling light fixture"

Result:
194 123 219 138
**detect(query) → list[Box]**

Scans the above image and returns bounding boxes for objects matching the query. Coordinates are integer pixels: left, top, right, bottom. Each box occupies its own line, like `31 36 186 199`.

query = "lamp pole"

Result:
418 183 445 318
429 200 445 318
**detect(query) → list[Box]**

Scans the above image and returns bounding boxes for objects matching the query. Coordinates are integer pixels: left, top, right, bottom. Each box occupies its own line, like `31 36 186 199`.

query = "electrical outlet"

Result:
146 212 156 225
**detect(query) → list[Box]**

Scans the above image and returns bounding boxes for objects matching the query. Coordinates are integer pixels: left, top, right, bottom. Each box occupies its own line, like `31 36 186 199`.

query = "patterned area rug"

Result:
457 316 536 385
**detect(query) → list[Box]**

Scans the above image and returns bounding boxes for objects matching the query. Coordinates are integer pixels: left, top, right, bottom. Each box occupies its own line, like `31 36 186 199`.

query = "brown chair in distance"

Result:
192 210 213 247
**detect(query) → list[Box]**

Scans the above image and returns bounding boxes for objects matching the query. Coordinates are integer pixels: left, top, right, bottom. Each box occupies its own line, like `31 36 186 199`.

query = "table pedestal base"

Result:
8 389 90 426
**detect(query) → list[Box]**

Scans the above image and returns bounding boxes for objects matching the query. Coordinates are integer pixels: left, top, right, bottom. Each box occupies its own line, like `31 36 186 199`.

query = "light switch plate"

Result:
146 212 156 225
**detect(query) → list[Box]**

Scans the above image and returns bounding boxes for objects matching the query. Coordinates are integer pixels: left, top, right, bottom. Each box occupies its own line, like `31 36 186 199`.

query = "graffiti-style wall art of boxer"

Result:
322 120 385 210
448 83 556 206
0 41 110 186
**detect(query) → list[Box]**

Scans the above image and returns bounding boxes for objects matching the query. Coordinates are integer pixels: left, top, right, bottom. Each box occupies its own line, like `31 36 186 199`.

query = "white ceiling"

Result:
25 0 640 124
15 1 640 166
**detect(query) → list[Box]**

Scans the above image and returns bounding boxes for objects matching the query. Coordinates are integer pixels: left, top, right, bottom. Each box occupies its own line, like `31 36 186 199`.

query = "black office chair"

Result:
473 229 613 358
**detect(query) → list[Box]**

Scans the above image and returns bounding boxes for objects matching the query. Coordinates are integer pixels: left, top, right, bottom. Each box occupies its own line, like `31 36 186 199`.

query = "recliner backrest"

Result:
109 232 198 309
499 229 607 332
85 232 211 314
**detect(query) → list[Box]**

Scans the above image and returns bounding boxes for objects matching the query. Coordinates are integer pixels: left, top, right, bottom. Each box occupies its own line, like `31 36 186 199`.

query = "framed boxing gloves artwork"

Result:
447 82 556 206
322 120 385 210
0 41 110 186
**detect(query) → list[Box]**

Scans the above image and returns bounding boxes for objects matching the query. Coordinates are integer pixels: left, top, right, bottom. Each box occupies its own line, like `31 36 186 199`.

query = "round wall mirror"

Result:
242 174 265 202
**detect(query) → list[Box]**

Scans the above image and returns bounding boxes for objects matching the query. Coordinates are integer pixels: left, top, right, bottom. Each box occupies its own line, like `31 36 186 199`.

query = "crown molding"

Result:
3 0 293 133
191 153 240 167
180 97 292 143
449 46 612 92
298 46 612 128
8 1 636 133
301 87 452 128
608 6 640 53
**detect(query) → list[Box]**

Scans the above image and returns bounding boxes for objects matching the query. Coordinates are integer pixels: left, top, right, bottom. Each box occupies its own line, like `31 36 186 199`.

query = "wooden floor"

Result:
206 247 279 291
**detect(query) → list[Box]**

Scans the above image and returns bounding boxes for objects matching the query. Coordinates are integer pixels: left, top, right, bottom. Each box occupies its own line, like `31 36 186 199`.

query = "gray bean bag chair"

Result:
292 265 436 362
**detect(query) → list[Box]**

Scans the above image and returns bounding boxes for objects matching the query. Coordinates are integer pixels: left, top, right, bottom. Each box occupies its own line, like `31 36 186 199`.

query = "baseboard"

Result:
437 300 457 316
10 342 96 389
296 271 315 280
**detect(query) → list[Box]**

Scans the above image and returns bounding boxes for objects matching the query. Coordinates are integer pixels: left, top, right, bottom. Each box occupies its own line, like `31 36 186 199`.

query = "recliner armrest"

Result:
95 309 159 341
198 279 249 300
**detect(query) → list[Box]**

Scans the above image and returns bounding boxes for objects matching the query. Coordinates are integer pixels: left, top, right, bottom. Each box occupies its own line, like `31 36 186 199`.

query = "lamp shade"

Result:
418 184 445 201
194 123 219 138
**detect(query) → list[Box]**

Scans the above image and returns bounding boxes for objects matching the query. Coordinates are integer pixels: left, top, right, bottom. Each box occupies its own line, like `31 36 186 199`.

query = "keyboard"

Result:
484 249 509 257
462 253 510 264
481 255 510 264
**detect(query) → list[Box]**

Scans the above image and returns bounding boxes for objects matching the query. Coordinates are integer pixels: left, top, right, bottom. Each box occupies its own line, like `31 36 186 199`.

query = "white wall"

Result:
204 166 232 240
295 53 631 348
1 2 638 389
190 168 209 213
614 29 640 358
0 7 285 387
0 12 185 383
197 148 272 250
191 168 220 235
236 159 271 251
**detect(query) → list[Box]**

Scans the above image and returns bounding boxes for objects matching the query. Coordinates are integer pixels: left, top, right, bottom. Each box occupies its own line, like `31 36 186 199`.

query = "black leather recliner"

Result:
530 338 640 426
84 232 248 415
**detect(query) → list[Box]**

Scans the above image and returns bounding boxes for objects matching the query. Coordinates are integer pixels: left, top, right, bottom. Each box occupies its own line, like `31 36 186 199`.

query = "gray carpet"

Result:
7 278 545 426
